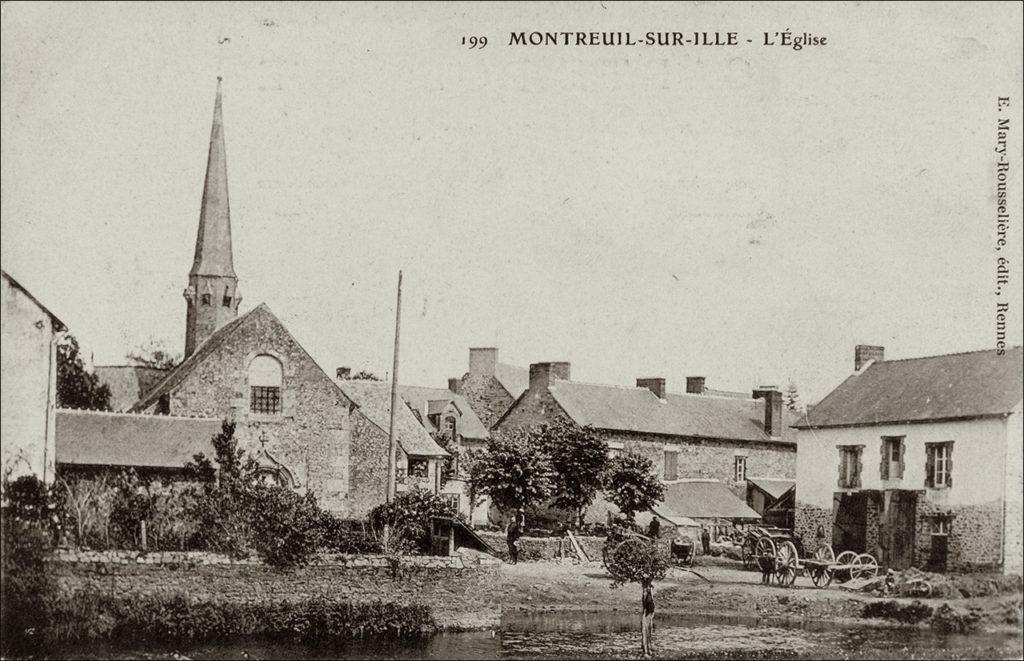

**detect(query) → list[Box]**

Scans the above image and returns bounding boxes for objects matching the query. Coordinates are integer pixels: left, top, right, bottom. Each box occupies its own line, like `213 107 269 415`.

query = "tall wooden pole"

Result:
386 270 403 502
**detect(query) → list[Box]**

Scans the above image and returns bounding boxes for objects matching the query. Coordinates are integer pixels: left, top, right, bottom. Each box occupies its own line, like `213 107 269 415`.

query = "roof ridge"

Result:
94 364 171 370
550 379 651 392
667 390 757 402
57 408 220 422
873 345 1022 364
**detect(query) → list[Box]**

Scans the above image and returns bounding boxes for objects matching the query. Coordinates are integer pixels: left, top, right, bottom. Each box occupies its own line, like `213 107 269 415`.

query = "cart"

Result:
751 539 880 588
742 526 800 571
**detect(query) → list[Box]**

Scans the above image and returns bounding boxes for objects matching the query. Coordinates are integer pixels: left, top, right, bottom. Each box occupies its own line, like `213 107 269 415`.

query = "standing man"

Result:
700 526 711 555
507 508 524 564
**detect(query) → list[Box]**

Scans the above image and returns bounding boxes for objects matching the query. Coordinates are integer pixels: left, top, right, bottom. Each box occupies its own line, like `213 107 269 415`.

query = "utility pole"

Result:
386 270 403 502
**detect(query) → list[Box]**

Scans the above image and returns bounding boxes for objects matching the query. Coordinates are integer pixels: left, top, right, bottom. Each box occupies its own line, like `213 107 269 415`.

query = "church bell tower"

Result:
184 77 241 357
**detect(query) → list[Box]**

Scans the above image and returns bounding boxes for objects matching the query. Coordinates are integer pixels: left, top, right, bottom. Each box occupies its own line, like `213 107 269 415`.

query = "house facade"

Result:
1 270 67 484
794 345 1023 575
493 361 797 523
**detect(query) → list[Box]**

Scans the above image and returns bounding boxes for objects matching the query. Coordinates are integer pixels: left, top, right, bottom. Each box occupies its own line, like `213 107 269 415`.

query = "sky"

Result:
2 2 1022 404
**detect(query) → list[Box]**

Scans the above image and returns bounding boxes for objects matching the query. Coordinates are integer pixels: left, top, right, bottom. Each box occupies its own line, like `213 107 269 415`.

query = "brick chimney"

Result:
469 347 498 376
336 367 351 380
529 362 570 391
636 378 667 400
855 345 885 371
686 376 706 394
447 378 461 394
752 386 783 438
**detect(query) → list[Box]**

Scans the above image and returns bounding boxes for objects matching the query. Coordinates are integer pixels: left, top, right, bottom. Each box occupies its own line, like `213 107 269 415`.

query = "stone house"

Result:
53 79 446 517
493 361 798 523
794 345 1023 574
1 270 67 484
449 347 529 429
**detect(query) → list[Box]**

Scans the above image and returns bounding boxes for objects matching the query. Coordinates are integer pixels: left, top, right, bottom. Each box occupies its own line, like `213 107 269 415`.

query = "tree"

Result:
605 536 670 658
604 453 665 523
460 447 488 526
368 489 458 554
126 338 181 370
476 428 554 514
536 420 609 529
56 335 111 410
351 370 381 381
784 379 804 413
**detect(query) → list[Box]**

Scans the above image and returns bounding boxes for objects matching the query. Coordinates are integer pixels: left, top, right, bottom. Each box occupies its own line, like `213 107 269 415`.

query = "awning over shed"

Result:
746 477 795 501
657 480 762 521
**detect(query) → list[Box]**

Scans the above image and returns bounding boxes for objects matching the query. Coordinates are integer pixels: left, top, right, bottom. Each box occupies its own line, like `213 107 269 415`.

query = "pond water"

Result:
55 610 1022 660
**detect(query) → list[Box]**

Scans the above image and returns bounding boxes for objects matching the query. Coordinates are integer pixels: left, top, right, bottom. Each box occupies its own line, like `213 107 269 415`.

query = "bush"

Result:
605 535 669 589
319 515 382 554
248 486 324 567
862 600 933 624
368 489 459 554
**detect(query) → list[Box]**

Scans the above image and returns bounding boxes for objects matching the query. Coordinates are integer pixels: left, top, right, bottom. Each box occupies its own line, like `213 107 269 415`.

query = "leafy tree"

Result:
126 338 181 370
351 370 382 381
460 447 488 526
368 488 458 554
784 379 803 413
536 420 609 529
603 452 664 523
476 428 554 514
604 536 669 657
56 335 111 410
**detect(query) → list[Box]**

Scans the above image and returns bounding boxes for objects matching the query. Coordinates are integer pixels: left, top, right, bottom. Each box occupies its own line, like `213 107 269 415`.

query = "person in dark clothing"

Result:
506 516 521 564
700 526 711 555
641 581 656 657
647 517 661 539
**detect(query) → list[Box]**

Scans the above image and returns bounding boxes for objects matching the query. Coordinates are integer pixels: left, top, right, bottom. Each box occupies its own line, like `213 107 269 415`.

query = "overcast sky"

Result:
2 2 1022 403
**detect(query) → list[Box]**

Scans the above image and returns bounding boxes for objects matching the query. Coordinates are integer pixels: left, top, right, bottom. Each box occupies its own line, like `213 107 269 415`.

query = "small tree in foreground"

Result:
606 536 670 658
603 453 665 524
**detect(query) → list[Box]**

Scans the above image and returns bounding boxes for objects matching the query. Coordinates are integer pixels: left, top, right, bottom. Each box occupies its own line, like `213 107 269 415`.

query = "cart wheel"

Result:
810 544 835 587
742 542 756 570
833 550 857 584
775 541 798 588
754 537 777 582
852 553 878 581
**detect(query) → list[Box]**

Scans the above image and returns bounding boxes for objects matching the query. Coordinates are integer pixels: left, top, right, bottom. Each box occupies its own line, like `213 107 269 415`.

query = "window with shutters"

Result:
925 442 954 489
664 450 678 480
880 436 905 480
837 445 863 488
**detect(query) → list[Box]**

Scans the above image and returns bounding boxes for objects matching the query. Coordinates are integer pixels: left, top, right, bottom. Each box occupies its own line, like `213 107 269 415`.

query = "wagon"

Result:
751 538 880 588
741 526 800 571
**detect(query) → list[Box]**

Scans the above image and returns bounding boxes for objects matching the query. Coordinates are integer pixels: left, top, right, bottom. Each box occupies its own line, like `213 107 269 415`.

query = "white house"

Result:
794 345 1022 575
1 270 67 485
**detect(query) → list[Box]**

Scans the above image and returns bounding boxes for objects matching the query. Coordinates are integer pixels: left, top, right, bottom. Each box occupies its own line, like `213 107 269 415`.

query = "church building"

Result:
55 79 446 517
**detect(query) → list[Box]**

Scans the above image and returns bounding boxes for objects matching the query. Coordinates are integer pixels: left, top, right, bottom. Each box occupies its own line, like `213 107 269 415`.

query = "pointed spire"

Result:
190 77 236 277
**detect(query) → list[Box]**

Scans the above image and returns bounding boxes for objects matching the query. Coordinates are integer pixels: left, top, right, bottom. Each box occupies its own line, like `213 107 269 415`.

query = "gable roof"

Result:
495 362 529 398
335 380 448 457
544 380 797 444
398 385 489 440
95 365 171 412
55 409 222 469
131 306 259 411
656 479 762 520
2 269 67 331
796 346 1023 429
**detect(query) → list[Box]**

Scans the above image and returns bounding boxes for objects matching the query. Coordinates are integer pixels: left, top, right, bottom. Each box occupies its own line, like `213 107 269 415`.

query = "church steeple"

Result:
184 78 241 356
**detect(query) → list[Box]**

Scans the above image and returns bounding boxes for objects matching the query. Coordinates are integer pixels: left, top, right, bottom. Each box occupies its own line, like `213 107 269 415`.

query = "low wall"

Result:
476 531 620 562
48 548 465 570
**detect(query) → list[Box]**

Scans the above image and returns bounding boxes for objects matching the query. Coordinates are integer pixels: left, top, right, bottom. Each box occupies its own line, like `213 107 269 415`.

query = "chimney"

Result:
752 386 783 438
855 345 885 371
636 378 667 400
447 378 461 394
686 376 706 394
469 347 498 376
336 367 351 380
529 362 570 391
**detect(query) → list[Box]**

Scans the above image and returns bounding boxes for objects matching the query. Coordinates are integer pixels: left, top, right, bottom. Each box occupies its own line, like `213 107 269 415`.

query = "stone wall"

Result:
915 499 1006 573
50 548 467 570
458 373 515 429
477 531 609 562
794 501 833 555
156 305 377 516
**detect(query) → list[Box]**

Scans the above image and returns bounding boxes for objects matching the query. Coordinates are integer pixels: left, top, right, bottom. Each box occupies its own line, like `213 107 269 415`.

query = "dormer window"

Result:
249 354 283 415
222 287 232 307
201 293 212 306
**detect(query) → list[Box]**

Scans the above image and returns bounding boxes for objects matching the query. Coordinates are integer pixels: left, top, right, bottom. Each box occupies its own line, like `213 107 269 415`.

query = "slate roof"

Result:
131 307 259 411
335 380 449 457
55 409 222 469
2 270 67 331
796 347 1023 429
495 362 529 398
656 480 762 520
95 365 171 412
398 385 490 440
545 381 798 444
746 477 795 500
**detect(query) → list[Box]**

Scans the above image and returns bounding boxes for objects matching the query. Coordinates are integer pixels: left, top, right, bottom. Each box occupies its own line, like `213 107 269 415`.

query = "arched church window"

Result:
249 354 283 414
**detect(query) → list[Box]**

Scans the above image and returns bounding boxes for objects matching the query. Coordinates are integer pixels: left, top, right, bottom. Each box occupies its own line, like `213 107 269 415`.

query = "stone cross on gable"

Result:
258 430 270 449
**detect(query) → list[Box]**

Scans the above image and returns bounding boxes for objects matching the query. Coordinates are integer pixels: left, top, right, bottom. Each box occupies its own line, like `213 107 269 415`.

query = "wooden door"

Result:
833 492 867 553
883 490 917 569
